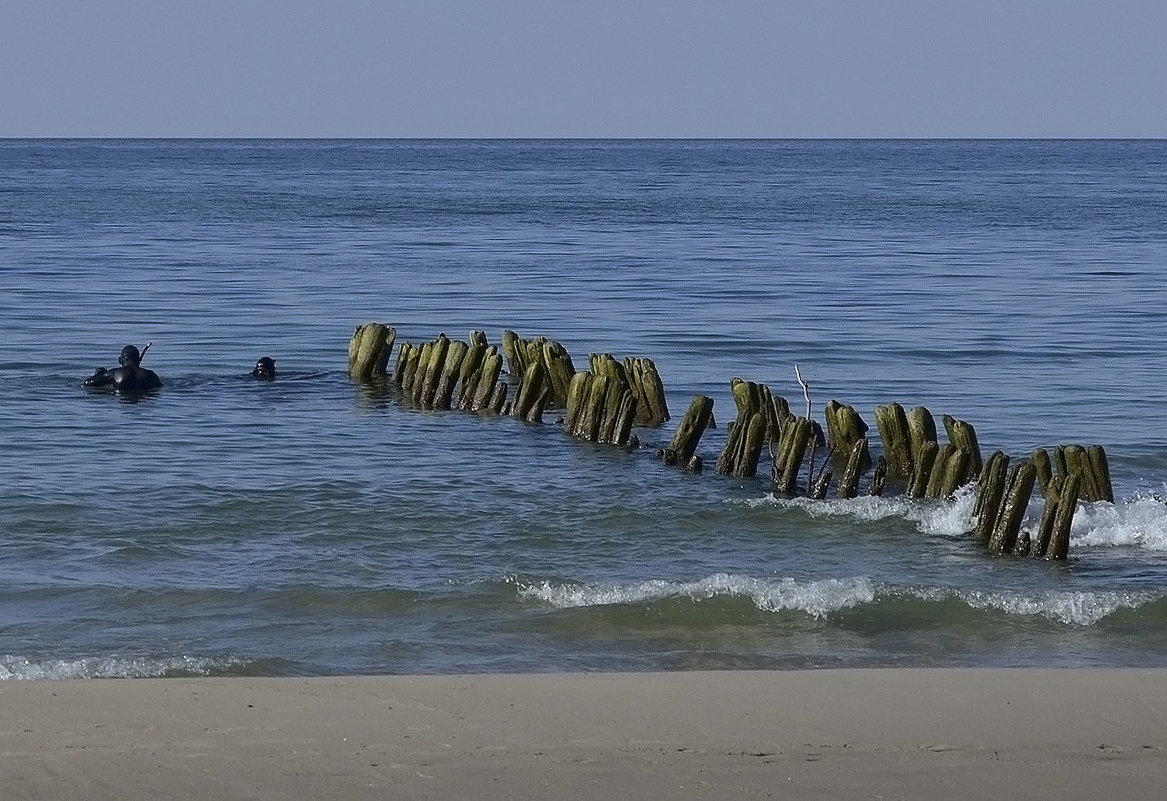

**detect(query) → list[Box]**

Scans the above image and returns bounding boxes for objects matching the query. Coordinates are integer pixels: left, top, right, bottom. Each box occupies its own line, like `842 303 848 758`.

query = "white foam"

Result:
516 573 877 618
953 588 1155 626
739 485 979 539
0 654 239 681
1070 496 1167 550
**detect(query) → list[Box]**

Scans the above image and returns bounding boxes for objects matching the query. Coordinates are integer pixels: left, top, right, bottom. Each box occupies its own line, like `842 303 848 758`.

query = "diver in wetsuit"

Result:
84 344 162 392
251 356 276 380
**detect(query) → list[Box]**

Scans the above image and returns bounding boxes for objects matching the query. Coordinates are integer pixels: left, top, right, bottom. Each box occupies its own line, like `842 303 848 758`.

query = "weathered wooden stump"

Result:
824 401 869 493
942 414 983 478
664 395 714 467
434 339 469 410
988 459 1037 554
512 360 548 423
625 356 670 427
772 417 814 493
973 451 1010 546
348 323 397 380
906 406 938 468
501 330 577 407
1034 475 1062 557
543 340 576 407
563 370 637 447
1045 472 1080 560
908 440 939 498
414 334 450 407
926 445 972 499
715 378 777 479
1054 444 1115 503
874 403 913 476
468 348 504 412
1032 448 1053 494
836 438 870 499
1088 445 1114 503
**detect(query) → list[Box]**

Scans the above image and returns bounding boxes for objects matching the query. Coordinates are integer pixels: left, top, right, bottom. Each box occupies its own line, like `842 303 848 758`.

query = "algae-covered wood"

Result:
348 323 397 380
874 403 912 476
973 451 1010 547
906 406 938 468
1046 472 1080 560
666 395 714 465
908 440 939 498
988 460 1036 554
837 438 869 499
942 414 983 477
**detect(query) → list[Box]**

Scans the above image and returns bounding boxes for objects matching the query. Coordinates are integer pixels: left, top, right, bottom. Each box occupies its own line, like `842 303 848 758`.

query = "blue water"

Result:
3 139 1167 679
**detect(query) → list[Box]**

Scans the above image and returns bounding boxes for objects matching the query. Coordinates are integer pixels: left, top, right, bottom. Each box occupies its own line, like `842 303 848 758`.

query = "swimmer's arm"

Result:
83 367 113 388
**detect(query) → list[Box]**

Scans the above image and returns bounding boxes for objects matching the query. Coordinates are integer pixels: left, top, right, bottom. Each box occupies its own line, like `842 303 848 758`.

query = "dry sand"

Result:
2 669 1166 800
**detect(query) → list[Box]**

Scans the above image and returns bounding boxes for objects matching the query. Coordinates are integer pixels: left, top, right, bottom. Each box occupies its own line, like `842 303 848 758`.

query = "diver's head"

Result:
118 345 141 367
252 356 276 379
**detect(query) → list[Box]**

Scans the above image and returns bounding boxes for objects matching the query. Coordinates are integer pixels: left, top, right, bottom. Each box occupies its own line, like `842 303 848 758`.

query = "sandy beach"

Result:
2 669 1165 800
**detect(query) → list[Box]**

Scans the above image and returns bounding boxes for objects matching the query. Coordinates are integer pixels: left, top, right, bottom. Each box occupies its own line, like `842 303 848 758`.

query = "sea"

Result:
2 139 1167 680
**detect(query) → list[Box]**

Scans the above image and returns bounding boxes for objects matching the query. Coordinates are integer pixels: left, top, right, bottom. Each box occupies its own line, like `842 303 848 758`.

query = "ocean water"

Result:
2 139 1167 679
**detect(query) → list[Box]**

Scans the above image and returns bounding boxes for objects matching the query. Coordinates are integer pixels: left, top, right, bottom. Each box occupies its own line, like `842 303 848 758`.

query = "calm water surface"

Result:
2 139 1167 678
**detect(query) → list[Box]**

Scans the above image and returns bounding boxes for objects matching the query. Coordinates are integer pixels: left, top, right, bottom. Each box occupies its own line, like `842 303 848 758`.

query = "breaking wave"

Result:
740 488 1167 550
514 573 1164 627
0 654 251 681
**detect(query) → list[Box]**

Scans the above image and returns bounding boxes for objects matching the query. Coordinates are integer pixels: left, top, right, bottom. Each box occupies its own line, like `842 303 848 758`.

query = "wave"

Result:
738 486 979 538
516 573 876 617
514 573 1165 626
1071 495 1167 550
739 488 1167 550
0 654 252 681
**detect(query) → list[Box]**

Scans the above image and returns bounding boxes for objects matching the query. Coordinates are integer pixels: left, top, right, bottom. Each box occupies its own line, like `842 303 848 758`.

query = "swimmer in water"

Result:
84 344 162 392
251 356 276 380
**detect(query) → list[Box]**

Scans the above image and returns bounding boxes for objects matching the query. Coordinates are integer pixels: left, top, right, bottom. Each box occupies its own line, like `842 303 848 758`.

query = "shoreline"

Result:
3 668 1165 800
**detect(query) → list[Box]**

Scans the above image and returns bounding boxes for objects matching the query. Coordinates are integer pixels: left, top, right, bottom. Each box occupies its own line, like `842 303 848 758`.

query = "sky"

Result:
2 0 1165 138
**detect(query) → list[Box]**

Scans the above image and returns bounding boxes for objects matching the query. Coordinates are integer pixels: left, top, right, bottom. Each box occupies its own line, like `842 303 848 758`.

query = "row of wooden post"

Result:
348 323 1114 561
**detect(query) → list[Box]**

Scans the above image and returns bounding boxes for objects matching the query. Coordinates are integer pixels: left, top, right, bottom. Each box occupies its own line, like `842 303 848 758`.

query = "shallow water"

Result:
2 139 1167 678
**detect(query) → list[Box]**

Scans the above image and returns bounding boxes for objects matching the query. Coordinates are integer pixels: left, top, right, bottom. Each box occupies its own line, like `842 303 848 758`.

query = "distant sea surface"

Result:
3 139 1167 679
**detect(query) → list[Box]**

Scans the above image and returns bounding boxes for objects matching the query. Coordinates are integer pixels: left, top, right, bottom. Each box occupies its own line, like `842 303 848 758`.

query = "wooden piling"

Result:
1033 475 1063 557
400 343 422 395
434 339 468 410
908 440 939 498
934 447 972 499
512 360 547 423
924 444 956 498
716 378 771 478
470 349 503 412
348 323 397 380
542 340 576 407
988 460 1036 554
1032 448 1052 494
973 451 1010 547
942 414 983 478
1063 445 1099 501
665 395 715 466
874 403 913 476
416 334 450 408
625 356 670 427
1088 445 1114 503
1046 472 1080 560
772 417 813 494
824 401 869 475
837 438 870 499
906 405 938 468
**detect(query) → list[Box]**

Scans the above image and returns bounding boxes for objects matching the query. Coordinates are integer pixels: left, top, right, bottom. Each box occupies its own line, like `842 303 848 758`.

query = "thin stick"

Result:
794 364 811 419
